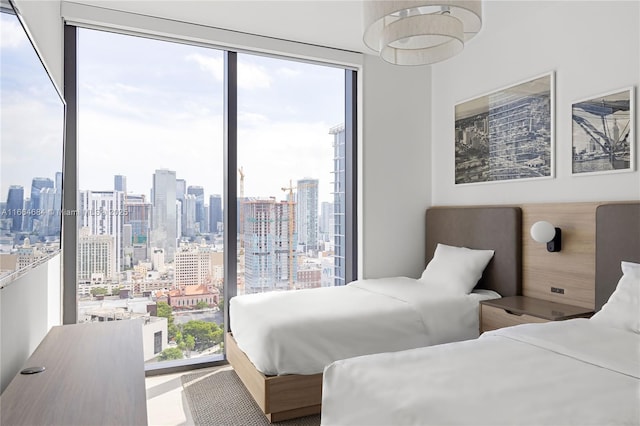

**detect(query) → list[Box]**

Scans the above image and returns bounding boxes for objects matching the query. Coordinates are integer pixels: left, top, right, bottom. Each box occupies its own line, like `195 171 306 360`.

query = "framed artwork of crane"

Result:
571 87 635 175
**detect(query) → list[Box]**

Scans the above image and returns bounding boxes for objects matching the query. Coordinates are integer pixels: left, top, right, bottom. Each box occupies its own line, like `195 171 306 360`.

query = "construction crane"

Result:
281 180 296 290
238 167 245 251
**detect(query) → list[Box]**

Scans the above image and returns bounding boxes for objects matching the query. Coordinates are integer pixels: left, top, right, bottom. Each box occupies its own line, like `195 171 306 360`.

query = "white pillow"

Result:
590 261 640 333
420 243 495 295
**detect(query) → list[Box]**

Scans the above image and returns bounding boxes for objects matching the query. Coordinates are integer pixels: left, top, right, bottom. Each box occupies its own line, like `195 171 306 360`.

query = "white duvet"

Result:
321 319 640 425
229 277 499 375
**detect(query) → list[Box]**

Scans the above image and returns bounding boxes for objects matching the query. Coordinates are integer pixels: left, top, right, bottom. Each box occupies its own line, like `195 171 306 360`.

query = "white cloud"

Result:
0 18 26 49
77 109 225 198
1 93 64 197
186 54 224 82
238 111 269 127
238 62 272 90
186 53 272 90
277 67 301 78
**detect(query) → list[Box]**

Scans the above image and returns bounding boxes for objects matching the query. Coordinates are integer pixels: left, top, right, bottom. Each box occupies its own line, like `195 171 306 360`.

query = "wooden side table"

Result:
480 296 594 333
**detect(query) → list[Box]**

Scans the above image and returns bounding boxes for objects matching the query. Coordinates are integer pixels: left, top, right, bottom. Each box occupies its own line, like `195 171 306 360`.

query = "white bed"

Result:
321 259 640 426
226 206 523 422
231 276 500 375
322 319 640 425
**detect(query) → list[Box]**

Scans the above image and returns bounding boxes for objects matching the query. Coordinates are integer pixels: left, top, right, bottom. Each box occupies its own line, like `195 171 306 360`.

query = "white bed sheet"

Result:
321 319 640 425
229 276 499 375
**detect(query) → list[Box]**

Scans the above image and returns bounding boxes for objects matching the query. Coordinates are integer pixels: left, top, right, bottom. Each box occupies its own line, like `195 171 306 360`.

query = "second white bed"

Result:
230 276 499 375
321 319 640 425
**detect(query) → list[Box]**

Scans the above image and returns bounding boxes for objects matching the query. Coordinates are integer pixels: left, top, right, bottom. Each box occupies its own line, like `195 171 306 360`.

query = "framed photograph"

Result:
455 73 554 184
571 87 635 175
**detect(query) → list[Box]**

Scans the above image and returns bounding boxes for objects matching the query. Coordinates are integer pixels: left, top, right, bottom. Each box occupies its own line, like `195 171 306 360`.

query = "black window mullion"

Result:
345 69 358 284
223 51 238 335
62 24 78 325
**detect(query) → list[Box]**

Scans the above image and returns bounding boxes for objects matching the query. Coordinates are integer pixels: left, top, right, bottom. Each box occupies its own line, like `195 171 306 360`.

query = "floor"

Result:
146 371 194 426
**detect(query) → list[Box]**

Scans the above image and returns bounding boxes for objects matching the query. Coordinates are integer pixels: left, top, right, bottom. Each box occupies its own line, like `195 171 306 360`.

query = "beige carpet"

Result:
181 366 321 426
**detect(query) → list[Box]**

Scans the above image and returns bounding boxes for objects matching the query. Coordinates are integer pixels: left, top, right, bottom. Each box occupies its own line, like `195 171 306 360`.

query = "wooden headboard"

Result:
595 203 640 311
426 207 522 297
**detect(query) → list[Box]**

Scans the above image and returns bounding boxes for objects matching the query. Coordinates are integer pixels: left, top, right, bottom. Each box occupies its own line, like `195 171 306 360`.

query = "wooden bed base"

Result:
226 332 323 423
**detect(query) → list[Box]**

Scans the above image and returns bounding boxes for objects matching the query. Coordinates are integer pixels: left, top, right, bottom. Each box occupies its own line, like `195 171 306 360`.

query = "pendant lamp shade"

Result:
363 1 482 66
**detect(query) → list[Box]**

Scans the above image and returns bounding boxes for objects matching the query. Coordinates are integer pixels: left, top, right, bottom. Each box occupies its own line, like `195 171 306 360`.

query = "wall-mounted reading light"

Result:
530 221 562 252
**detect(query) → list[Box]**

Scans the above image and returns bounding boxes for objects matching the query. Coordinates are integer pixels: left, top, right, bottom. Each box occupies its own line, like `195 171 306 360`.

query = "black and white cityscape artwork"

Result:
455 74 553 184
572 88 634 175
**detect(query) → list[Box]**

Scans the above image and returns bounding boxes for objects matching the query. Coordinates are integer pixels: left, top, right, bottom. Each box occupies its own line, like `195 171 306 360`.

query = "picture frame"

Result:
454 72 554 185
571 87 635 175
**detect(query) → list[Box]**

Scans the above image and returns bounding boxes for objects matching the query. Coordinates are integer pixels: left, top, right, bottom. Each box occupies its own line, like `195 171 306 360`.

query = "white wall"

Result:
12 0 64 94
431 1 640 205
0 255 62 393
361 55 431 279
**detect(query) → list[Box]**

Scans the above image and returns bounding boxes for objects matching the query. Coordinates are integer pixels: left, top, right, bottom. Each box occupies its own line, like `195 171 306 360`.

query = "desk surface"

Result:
1 320 148 426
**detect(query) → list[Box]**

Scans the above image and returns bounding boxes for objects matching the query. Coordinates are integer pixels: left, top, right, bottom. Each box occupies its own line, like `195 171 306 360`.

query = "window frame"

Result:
62 23 358 375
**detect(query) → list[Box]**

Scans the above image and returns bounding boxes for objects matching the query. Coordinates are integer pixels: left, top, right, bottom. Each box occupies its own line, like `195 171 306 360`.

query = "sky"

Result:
76 27 345 206
1 19 345 207
1 12 65 200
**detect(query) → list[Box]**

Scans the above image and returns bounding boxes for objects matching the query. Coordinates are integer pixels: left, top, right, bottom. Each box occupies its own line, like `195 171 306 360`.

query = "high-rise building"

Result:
77 226 115 282
296 178 319 252
319 201 334 244
151 169 177 262
176 178 186 237
183 194 197 238
122 223 133 269
187 186 205 233
174 242 213 286
79 190 125 274
5 185 24 232
55 172 63 193
124 194 150 265
38 187 61 237
114 175 127 193
203 204 210 236
209 194 222 234
330 124 346 286
243 198 296 294
151 247 165 272
28 177 53 233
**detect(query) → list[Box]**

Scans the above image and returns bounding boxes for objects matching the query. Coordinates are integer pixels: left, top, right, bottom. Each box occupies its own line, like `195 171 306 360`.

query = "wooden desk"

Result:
1 320 148 426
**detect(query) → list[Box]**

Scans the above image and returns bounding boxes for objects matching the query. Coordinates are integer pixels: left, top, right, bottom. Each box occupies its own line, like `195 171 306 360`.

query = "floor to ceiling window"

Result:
75 28 225 366
0 9 64 283
236 53 346 295
65 23 357 371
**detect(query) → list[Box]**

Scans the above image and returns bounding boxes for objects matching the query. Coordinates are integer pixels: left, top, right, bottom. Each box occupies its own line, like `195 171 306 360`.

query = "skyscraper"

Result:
184 194 197 238
5 185 24 232
79 190 125 274
114 175 127 193
209 194 222 234
243 198 296 294
296 178 319 252
124 194 150 265
176 178 186 237
39 187 60 236
77 226 115 282
187 186 205 233
329 124 346 286
28 177 53 233
151 169 177 262
319 201 334 245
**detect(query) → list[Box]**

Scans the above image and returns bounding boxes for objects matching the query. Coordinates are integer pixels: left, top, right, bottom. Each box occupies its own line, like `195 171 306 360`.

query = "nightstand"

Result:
480 296 594 333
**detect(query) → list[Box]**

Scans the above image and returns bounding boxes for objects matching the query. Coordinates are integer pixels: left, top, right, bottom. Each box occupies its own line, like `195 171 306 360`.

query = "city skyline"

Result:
76 28 344 205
